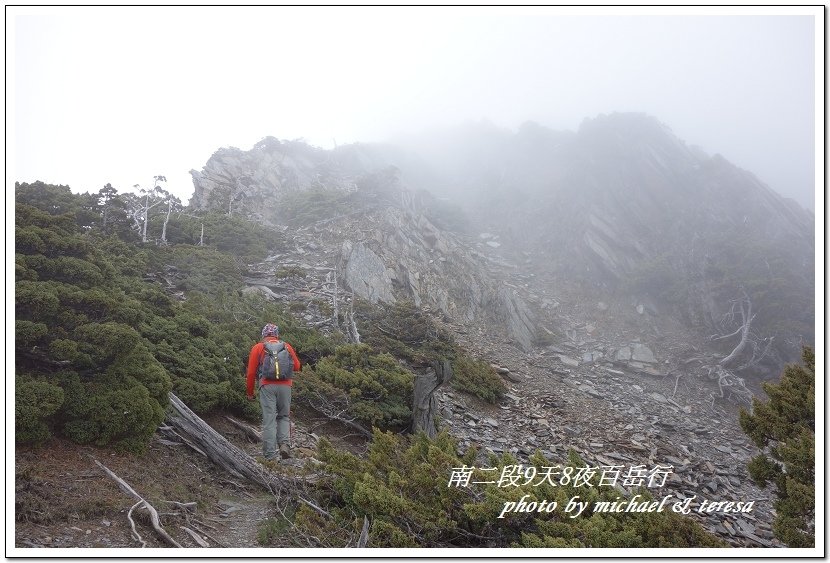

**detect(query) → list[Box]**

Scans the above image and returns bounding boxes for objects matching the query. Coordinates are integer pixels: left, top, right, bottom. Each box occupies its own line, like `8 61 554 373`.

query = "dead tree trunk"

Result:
163 393 331 538
332 266 339 328
356 516 370 548
706 365 753 408
719 296 753 366
346 293 360 344
160 198 173 244
163 392 298 493
411 359 453 438
141 193 164 243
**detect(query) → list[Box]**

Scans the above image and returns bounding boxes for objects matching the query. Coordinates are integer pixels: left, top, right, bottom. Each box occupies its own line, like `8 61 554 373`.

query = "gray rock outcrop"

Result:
191 139 541 350
329 205 537 349
341 241 394 304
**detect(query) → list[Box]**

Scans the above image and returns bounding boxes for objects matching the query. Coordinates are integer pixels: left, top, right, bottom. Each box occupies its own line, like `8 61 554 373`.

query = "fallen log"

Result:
164 392 300 493
165 392 331 538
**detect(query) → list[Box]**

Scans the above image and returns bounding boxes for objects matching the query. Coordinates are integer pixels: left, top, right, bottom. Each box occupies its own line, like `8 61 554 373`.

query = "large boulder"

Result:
340 241 395 304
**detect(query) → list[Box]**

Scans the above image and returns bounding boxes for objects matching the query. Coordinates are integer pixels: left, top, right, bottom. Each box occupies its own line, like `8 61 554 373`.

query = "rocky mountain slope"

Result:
190 113 814 374
193 144 540 350
205 204 784 547
177 113 816 547
396 114 815 374
15 113 815 551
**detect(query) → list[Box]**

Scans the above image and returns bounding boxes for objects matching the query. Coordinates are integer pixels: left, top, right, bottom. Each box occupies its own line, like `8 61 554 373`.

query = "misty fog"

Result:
10 7 818 211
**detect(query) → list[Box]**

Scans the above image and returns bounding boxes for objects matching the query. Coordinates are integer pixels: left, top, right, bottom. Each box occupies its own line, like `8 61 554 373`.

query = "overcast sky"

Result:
8 6 821 210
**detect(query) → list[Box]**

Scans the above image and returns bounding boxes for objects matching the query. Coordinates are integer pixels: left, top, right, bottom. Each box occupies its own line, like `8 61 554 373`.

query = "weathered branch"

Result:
298 495 332 518
127 501 146 547
735 336 775 371
164 500 197 513
180 526 210 548
710 324 744 341
707 365 753 408
188 522 228 548
157 426 208 458
718 288 757 368
302 392 372 439
93 459 182 548
671 371 683 398
223 415 263 442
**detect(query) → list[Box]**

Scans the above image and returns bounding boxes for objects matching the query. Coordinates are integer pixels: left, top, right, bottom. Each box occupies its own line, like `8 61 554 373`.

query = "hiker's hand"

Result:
247 394 255 401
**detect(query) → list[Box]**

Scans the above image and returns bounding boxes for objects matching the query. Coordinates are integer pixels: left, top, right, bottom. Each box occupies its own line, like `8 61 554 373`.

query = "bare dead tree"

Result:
160 193 180 244
705 365 753 409
331 266 339 327
127 176 168 243
715 288 754 366
346 293 361 344
710 287 773 370
321 267 339 330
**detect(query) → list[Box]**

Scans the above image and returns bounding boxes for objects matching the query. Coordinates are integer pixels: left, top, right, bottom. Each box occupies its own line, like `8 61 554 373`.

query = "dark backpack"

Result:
258 340 294 381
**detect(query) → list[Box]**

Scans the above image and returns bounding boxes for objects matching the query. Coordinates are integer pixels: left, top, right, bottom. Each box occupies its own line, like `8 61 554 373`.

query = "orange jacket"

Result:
246 337 301 396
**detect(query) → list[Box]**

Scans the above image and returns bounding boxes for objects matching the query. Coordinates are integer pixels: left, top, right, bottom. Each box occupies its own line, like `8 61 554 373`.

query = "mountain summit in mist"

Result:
190 112 814 376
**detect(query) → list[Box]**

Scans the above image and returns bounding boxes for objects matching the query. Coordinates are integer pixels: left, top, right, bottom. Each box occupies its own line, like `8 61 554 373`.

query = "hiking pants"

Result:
259 383 291 459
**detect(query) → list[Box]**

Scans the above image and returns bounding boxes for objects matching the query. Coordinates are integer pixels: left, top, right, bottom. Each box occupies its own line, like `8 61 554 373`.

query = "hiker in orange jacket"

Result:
246 323 301 460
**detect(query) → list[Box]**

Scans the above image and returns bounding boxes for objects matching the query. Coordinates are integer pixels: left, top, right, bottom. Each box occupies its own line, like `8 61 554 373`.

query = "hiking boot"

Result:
279 443 292 459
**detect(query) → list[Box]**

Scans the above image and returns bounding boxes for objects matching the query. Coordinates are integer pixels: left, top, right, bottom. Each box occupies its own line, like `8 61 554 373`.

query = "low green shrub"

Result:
357 300 455 366
16 320 48 349
276 266 307 279
61 378 165 454
15 376 65 444
294 344 414 430
294 430 726 548
451 353 506 403
257 506 296 545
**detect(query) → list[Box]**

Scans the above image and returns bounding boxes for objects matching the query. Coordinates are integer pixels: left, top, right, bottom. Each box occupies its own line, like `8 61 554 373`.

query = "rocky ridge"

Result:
181 118 814 547
240 194 538 350
226 203 779 547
